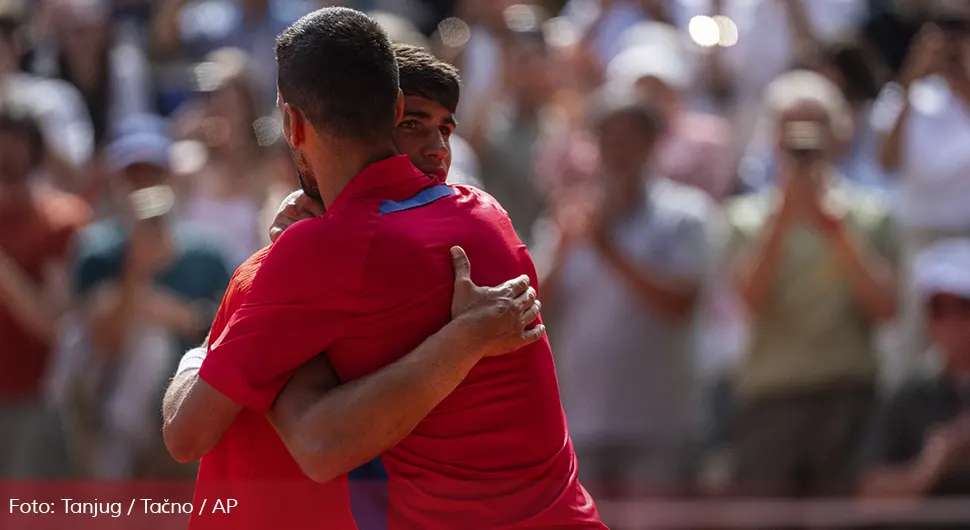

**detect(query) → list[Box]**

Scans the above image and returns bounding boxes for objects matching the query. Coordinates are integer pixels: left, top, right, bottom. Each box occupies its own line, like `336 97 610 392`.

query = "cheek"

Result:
392 130 420 157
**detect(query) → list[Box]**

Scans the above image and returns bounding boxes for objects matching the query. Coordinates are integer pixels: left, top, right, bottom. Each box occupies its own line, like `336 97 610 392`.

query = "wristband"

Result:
176 347 207 377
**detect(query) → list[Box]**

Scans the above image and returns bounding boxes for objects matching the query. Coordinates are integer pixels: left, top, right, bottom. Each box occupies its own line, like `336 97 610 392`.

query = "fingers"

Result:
451 246 471 283
502 275 531 298
297 194 327 217
520 299 541 326
519 324 546 345
269 226 284 243
512 286 537 311
277 189 303 215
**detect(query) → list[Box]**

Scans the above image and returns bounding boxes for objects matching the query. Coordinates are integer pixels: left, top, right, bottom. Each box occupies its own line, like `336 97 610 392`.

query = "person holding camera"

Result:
723 70 898 498
877 0 970 379
70 114 231 478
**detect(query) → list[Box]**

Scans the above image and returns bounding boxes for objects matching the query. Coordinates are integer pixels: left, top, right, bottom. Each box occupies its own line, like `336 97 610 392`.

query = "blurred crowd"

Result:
3 0 970 527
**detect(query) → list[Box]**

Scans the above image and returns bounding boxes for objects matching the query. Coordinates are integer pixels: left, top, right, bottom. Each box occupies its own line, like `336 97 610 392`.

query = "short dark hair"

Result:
0 100 45 166
275 7 399 142
589 87 664 139
394 43 461 114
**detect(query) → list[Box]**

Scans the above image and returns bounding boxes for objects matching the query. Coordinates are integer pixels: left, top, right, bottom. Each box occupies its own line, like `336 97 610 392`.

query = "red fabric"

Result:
0 189 91 399
200 155 604 529
190 247 357 530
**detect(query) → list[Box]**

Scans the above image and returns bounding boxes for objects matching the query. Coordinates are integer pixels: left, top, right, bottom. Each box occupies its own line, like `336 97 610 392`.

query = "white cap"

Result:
914 239 970 301
606 43 691 91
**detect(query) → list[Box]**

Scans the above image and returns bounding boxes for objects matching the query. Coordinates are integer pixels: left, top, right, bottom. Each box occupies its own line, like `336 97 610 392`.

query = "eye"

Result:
439 125 454 138
398 120 419 129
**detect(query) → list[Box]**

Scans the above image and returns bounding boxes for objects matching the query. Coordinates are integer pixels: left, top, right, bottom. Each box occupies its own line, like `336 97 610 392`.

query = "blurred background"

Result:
3 0 970 528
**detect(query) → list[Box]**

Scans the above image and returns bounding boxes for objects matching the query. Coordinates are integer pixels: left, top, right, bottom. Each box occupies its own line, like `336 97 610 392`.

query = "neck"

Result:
313 138 398 208
0 180 31 204
605 178 644 217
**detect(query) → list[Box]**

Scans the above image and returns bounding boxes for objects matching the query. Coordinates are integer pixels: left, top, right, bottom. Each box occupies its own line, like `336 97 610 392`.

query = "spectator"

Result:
536 91 708 510
29 0 154 150
724 70 897 498
606 26 735 201
0 102 92 479
877 0 970 375
466 8 556 246
670 0 871 155
171 48 269 267
0 9 94 183
743 40 891 192
860 238 970 507
72 114 230 478
150 0 306 113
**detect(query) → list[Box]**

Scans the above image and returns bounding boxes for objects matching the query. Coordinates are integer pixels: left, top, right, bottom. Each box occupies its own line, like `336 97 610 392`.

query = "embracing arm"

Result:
269 247 542 482
162 336 244 463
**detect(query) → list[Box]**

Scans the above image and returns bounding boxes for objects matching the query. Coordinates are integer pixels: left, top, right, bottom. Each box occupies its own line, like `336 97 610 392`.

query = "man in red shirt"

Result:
172 8 603 529
164 43 547 530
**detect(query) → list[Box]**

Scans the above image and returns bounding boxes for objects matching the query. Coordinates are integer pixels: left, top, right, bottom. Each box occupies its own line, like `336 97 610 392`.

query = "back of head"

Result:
0 98 44 168
276 7 399 142
394 43 461 114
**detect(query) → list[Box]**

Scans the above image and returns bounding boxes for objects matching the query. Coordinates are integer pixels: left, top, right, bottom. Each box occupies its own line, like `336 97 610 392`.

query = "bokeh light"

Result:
688 16 720 48
713 15 739 47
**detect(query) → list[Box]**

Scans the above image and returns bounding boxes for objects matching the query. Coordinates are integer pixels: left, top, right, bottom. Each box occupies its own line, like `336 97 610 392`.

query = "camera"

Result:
781 121 825 162
128 185 175 225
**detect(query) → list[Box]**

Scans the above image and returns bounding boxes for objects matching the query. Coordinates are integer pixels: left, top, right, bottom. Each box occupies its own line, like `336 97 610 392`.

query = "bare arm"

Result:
879 28 943 172
150 0 188 58
593 228 699 321
858 460 942 498
535 232 570 313
0 251 70 345
163 248 542 466
829 227 897 322
163 360 243 463
732 211 790 316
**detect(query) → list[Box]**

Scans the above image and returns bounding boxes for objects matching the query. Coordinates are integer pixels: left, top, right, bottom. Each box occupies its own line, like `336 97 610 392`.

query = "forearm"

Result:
830 229 897 322
596 236 697 320
878 102 910 173
536 239 569 312
877 78 916 173
149 0 186 58
782 0 817 51
269 324 484 483
0 253 58 344
162 348 242 462
89 277 142 357
734 217 788 315
858 463 939 498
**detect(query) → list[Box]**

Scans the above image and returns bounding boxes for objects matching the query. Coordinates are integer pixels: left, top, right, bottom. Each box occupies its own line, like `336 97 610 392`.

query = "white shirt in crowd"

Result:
885 76 970 230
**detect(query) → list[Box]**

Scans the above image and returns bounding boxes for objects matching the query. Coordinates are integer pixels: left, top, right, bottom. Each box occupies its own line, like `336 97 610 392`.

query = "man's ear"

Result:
395 89 405 125
282 103 304 148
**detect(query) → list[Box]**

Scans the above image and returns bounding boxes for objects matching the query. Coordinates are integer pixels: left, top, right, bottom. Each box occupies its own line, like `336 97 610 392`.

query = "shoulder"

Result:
451 184 511 218
725 190 773 230
228 246 271 294
261 214 370 291
649 178 712 226
836 182 894 228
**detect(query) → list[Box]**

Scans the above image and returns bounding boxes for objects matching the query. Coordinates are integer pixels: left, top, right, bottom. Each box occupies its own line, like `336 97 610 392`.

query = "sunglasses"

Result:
934 16 970 35
928 294 970 320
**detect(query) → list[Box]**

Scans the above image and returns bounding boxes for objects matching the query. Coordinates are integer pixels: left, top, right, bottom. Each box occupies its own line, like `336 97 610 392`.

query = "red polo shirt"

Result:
189 247 358 530
200 155 603 529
